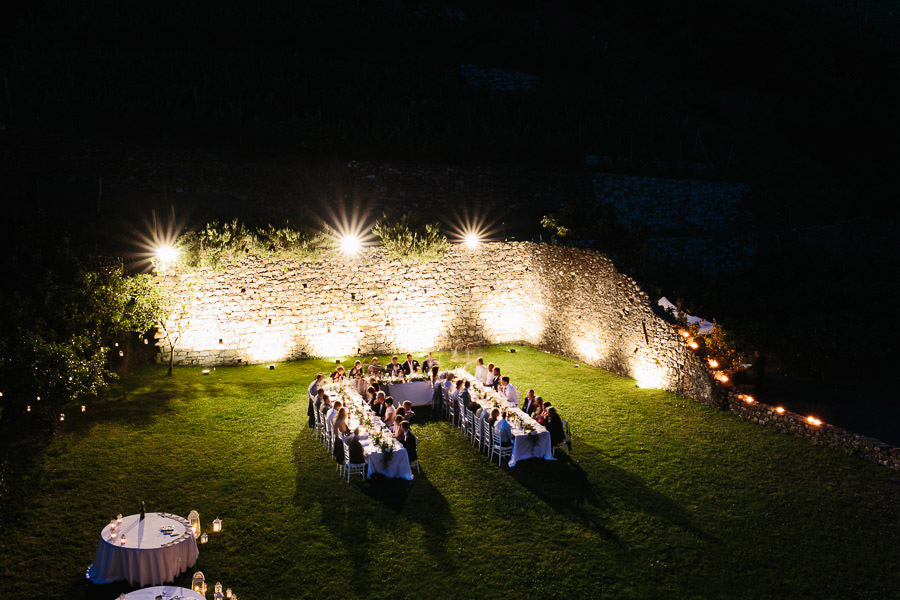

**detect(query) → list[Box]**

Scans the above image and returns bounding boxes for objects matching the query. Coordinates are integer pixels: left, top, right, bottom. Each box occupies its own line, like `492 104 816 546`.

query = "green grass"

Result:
1 345 898 599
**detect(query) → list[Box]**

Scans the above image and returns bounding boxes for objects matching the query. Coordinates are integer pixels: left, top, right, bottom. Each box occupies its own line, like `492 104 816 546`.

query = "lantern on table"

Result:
192 571 207 595
188 510 200 538
120 533 127 545
200 532 208 544
212 517 222 533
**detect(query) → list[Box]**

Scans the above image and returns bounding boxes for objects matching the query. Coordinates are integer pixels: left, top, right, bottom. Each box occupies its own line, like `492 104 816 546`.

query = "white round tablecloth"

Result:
122 585 205 600
88 513 199 586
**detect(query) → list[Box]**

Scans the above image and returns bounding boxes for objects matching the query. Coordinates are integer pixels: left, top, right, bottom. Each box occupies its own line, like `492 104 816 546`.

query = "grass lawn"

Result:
1 344 898 599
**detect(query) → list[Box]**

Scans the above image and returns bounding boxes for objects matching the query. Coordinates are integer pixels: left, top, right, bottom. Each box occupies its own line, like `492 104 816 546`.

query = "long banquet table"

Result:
88 512 199 586
324 385 414 480
452 369 555 467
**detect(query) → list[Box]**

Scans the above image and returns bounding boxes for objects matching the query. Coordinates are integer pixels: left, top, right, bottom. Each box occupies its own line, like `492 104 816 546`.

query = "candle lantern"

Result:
214 582 223 594
225 589 232 598
192 571 207 595
59 413 65 422
200 532 208 544
117 514 123 524
120 534 127 545
212 517 222 533
119 594 126 600
188 510 200 538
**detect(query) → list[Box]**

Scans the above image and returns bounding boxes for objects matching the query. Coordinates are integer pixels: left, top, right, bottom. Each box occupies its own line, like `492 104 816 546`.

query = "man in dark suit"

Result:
422 352 438 373
401 353 420 375
401 421 417 462
385 355 403 377
521 389 537 415
346 428 366 465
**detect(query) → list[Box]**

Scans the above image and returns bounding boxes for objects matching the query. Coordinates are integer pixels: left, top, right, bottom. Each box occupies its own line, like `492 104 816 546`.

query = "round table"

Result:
88 513 199 586
122 585 205 600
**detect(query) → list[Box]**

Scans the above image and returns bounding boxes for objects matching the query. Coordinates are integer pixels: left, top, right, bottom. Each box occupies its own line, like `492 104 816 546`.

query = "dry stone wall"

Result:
154 242 719 405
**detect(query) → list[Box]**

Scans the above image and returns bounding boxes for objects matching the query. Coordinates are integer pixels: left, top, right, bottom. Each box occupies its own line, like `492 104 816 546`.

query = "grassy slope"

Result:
1 345 898 599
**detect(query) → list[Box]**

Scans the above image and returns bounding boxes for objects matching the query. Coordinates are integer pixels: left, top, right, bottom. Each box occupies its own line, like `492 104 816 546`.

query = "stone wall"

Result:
154 242 719 405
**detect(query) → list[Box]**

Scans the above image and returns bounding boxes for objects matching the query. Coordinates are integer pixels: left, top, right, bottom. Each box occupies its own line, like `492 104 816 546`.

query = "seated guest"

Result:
531 397 544 420
386 355 402 377
422 352 438 373
486 407 501 428
315 389 330 419
383 397 396 424
500 376 519 408
373 391 387 419
402 401 415 422
396 406 406 421
330 365 346 382
474 357 489 383
544 406 566 447
348 360 364 378
332 408 349 462
401 353 419 375
393 415 406 440
365 386 377 406
345 428 366 465
537 401 552 424
307 373 325 428
355 374 368 395
369 376 380 393
367 358 382 376
326 400 343 427
333 407 349 436
401 421 417 462
453 379 465 403
432 369 443 407
459 379 472 406
494 412 514 447
486 366 501 389
521 389 537 415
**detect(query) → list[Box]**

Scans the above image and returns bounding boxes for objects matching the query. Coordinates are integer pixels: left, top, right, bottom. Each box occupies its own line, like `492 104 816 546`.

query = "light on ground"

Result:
340 235 361 255
465 233 480 248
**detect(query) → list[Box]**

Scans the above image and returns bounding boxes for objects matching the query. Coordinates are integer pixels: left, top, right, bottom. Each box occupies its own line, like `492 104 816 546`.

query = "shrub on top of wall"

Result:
372 213 449 261
179 220 325 270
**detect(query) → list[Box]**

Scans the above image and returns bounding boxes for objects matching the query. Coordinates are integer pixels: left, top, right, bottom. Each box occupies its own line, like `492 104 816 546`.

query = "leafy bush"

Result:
372 214 449 261
179 220 324 269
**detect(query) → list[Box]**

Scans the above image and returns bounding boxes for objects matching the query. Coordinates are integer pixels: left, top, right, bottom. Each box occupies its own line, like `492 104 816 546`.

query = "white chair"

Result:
314 409 325 444
489 425 512 466
447 395 457 425
407 437 420 475
441 387 451 420
553 417 572 457
343 441 366 482
462 409 475 441
473 414 485 450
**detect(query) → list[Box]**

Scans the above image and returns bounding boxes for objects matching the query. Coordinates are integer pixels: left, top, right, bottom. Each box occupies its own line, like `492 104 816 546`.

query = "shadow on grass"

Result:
290 429 456 596
507 448 717 545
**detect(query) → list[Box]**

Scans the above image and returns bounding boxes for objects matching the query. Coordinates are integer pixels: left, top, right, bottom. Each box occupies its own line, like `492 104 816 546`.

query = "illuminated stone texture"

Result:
154 242 720 405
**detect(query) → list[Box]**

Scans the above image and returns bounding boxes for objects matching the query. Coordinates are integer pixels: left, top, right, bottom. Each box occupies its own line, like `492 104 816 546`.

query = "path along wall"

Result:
154 242 719 404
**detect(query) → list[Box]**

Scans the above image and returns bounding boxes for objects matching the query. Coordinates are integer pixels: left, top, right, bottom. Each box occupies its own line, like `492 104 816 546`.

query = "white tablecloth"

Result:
122 586 205 600
509 429 553 467
325 385 414 480
88 513 199 586
453 368 556 467
360 433 414 480
385 381 433 406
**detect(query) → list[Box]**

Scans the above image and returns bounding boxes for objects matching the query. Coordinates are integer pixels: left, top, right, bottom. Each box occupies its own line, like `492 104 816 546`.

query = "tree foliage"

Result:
0 235 166 420
179 220 325 270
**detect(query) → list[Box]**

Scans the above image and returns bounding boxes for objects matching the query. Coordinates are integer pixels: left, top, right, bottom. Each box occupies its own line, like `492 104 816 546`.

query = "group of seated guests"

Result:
324 352 439 398
305 372 418 469
434 357 568 449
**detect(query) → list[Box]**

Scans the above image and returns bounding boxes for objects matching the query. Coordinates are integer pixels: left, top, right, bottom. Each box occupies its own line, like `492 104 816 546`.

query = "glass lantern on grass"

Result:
192 571 206 595
212 517 222 533
188 510 200 538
